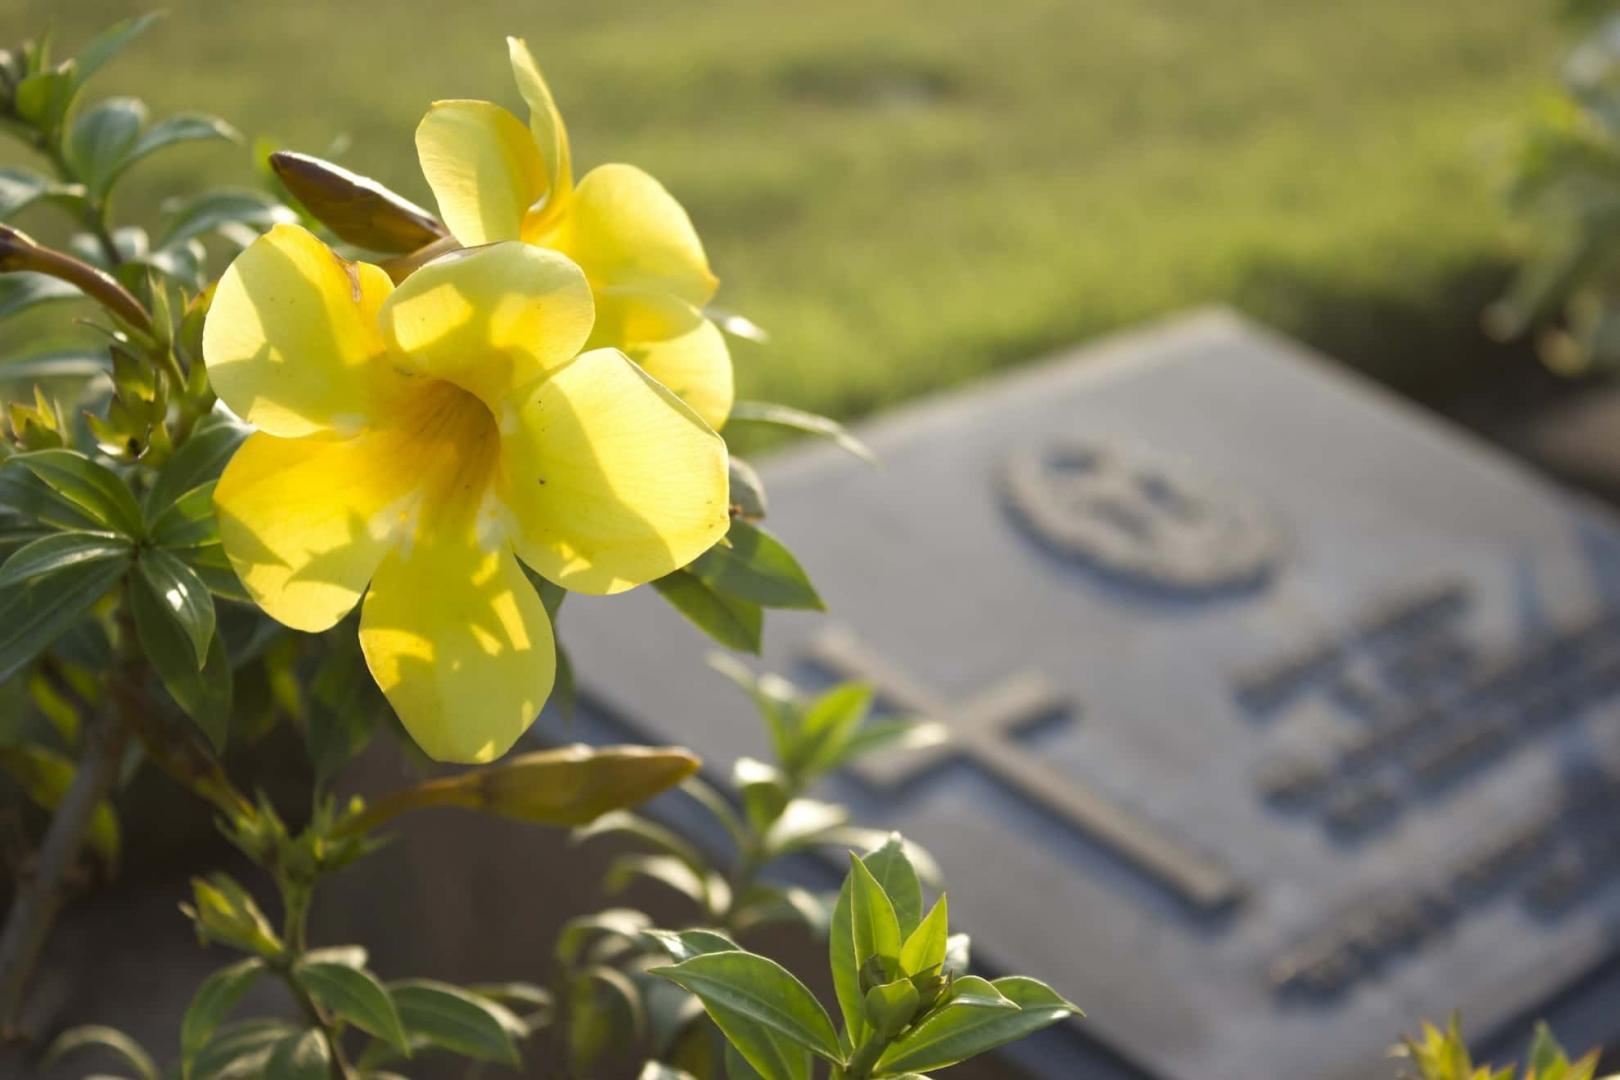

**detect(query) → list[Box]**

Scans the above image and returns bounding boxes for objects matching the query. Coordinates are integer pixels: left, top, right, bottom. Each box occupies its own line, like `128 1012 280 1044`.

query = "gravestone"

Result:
558 309 1620 1079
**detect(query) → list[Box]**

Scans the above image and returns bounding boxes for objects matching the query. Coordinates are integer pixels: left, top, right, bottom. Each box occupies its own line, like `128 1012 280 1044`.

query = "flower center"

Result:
395 377 501 515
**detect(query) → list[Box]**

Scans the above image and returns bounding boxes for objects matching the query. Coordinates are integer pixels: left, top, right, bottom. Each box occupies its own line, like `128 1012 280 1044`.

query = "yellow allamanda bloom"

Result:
204 223 729 763
415 37 734 431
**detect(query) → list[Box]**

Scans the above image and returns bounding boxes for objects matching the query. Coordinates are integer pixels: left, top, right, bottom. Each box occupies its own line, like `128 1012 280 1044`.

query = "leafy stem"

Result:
271 874 353 1079
40 136 122 268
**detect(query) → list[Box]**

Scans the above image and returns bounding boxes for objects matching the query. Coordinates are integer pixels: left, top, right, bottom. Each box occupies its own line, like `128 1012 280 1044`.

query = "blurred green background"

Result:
2 0 1561 422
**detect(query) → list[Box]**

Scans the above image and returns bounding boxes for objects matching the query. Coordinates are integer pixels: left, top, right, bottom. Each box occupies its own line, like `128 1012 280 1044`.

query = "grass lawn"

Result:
2 0 1567 427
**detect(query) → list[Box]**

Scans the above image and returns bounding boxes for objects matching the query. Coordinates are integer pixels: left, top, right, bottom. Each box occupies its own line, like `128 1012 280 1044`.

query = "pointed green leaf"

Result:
556 908 652 967
181 958 265 1074
126 113 238 172
0 531 129 590
191 1019 295 1078
653 951 842 1068
390 979 522 1066
0 166 87 220
944 975 1017 1011
654 569 763 654
130 560 230 750
861 834 923 937
0 271 82 320
874 976 1080 1074
294 959 408 1054
687 519 822 611
641 927 741 964
157 188 296 249
137 547 214 665
70 13 163 88
43 1024 156 1080
145 414 247 517
849 855 903 971
0 552 128 684
66 96 147 200
900 895 949 977
264 1028 330 1080
8 449 141 535
727 401 876 465
865 977 921 1039
789 682 871 777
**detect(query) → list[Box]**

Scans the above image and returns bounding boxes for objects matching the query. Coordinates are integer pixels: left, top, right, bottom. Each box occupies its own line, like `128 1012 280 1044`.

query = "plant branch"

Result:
0 643 137 1036
272 876 353 1079
41 140 122 269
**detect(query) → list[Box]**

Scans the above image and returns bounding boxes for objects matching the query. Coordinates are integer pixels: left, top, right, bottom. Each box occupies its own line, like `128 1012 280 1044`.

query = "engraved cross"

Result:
807 627 1246 911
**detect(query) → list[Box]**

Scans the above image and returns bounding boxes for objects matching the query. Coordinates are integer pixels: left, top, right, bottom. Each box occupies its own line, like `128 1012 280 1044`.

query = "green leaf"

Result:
180 541 252 602
944 975 1017 1011
0 530 129 590
294 959 409 1054
555 908 651 967
829 718 947 770
0 348 109 382
124 113 238 174
43 1024 156 1080
606 853 723 912
861 833 924 937
849 855 903 972
0 553 128 684
150 482 220 549
130 561 231 751
641 928 741 964
573 809 709 873
66 96 147 201
15 68 75 133
874 976 1080 1074
70 12 163 88
830 837 923 1046
7 449 141 536
146 414 247 517
391 979 522 1066
728 456 768 519
687 519 822 610
789 682 872 777
654 569 763 653
864 978 920 1039
191 1019 296 1078
900 895 949 977
180 958 265 1075
137 546 215 665
567 965 644 1072
733 756 791 833
727 401 876 465
0 271 82 320
761 798 849 858
264 1028 330 1080
653 951 843 1068
0 166 86 220
158 188 296 249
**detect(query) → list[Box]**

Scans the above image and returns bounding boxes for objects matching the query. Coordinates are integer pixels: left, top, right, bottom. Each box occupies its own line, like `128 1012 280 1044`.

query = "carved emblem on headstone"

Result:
1001 438 1285 591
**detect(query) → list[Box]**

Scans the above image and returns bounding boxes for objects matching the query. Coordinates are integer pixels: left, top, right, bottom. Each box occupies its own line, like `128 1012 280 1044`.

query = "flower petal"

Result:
416 100 547 246
380 242 594 405
202 224 398 437
534 163 718 307
503 347 730 594
213 429 417 632
359 512 553 764
507 36 572 212
592 287 732 430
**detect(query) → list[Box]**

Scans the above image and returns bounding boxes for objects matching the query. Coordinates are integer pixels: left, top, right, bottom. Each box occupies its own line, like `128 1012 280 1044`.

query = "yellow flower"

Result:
415 37 734 431
203 223 729 763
